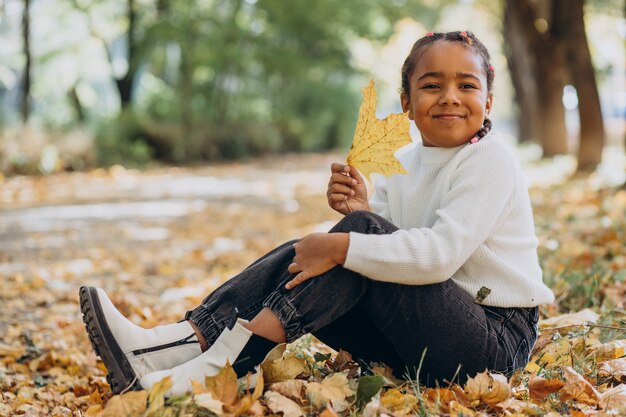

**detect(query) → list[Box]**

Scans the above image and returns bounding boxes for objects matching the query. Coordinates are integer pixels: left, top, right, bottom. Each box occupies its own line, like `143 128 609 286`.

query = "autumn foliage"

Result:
0 155 625 416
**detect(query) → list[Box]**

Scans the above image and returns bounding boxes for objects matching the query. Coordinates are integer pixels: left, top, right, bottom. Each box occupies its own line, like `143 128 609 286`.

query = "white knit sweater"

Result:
344 133 555 307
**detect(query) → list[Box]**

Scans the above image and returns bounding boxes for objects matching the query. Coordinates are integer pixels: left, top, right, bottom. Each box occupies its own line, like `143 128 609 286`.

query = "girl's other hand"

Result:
327 163 369 215
286 233 349 289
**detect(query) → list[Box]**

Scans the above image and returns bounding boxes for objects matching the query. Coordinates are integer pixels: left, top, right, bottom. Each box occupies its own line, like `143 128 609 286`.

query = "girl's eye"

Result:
460 83 477 89
420 84 439 89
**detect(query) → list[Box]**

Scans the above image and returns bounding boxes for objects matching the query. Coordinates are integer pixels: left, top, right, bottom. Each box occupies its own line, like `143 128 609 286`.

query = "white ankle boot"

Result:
80 286 202 394
140 319 276 396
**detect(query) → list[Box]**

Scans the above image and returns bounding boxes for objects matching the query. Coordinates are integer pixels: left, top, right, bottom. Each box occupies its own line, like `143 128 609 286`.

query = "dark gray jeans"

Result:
187 211 538 385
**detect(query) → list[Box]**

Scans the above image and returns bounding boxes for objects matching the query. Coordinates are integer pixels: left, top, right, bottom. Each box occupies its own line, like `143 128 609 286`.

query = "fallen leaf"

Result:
246 400 266 417
528 374 565 401
494 397 543 414
356 375 386 407
251 368 265 401
331 350 359 377
84 404 103 417
593 340 626 360
0 343 26 358
598 384 626 412
560 366 600 405
465 370 511 405
203 362 239 406
530 336 585 370
361 396 381 417
475 286 491 304
423 386 470 412
539 309 599 329
306 373 354 412
269 379 307 403
346 80 412 180
102 390 148 417
261 344 308 383
264 390 305 417
598 357 626 382
146 376 172 414
194 392 224 415
319 406 340 417
380 388 417 414
449 400 476 417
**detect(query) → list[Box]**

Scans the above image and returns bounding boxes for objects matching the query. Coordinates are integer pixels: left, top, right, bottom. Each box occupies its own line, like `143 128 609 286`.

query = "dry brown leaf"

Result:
346 80 412 180
598 357 626 381
319 406 340 417
246 400 266 417
306 373 354 412
371 363 403 385
539 309 599 329
465 370 511 405
493 397 543 414
598 384 626 412
102 390 148 417
530 336 585 370
84 404 104 417
449 400 476 417
592 340 626 361
423 386 470 412
528 374 566 401
560 366 600 405
194 392 224 415
269 379 307 403
264 390 305 417
204 363 239 406
380 388 418 414
145 376 172 415
221 371 264 417
260 344 308 384
0 343 26 358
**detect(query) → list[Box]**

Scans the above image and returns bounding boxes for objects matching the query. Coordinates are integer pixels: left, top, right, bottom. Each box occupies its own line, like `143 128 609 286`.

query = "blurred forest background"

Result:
0 0 624 175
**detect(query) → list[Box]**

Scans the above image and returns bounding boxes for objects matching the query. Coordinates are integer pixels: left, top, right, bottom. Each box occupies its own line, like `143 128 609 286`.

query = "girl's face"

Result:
401 41 493 148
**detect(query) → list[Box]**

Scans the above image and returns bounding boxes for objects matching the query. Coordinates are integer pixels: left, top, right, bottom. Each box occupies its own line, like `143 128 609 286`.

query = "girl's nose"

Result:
438 86 461 106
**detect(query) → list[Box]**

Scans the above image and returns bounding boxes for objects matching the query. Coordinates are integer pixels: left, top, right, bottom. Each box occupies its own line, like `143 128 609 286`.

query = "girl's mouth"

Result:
433 114 465 120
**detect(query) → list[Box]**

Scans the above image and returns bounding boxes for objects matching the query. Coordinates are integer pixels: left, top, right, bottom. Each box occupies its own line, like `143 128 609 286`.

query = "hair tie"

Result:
458 31 474 45
425 32 434 37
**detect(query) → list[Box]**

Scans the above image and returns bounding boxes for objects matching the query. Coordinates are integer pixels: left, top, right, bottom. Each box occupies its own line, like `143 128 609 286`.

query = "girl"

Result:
80 31 554 396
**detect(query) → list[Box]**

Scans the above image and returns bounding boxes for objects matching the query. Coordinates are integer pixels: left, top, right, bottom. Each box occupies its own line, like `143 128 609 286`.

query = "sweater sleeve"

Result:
344 145 518 284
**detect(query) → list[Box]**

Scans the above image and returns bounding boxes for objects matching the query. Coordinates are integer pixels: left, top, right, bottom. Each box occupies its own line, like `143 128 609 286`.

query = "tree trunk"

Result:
20 0 31 123
115 0 137 108
68 84 85 122
503 0 540 143
504 0 568 156
553 0 605 172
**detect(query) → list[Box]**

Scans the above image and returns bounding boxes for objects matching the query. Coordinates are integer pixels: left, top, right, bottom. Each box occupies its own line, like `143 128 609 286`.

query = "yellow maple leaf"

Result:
346 80 412 180
204 362 239 406
465 370 511 406
260 343 308 384
146 376 172 414
103 390 148 417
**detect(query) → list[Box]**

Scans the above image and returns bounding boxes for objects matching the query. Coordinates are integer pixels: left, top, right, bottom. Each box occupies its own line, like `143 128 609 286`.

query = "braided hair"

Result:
401 31 495 140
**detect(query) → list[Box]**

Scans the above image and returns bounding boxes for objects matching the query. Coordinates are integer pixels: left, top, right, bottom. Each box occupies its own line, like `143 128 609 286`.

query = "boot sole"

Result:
79 286 140 394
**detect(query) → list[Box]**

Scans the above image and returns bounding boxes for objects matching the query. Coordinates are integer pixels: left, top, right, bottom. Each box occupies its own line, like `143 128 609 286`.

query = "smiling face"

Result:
401 41 493 148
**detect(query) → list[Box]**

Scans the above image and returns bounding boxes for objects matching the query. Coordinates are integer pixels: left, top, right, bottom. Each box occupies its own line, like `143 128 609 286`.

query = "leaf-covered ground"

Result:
0 152 624 416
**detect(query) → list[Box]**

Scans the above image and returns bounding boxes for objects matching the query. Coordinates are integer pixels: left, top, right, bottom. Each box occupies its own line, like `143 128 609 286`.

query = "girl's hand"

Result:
327 163 369 215
286 233 349 289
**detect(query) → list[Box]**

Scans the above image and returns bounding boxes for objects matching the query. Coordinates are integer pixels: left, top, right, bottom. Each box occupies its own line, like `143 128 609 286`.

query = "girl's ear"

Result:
401 92 414 120
485 93 493 116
